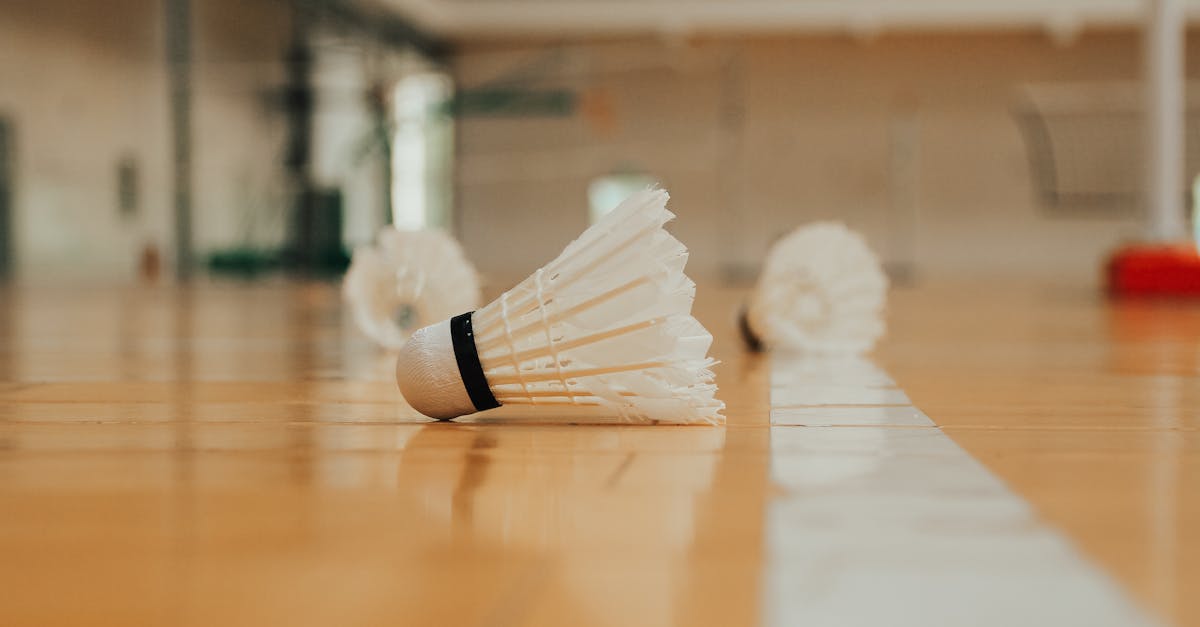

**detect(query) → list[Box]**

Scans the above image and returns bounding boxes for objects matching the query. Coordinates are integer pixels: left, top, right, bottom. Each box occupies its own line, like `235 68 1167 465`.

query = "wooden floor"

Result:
0 280 1195 626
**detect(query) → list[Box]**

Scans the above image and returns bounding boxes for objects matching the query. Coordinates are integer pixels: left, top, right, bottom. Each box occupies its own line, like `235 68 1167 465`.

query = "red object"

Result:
1107 243 1200 296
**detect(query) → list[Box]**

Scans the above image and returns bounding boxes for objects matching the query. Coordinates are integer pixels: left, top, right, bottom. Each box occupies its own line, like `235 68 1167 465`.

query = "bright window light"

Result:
392 72 454 230
587 167 656 224
1193 173 1200 250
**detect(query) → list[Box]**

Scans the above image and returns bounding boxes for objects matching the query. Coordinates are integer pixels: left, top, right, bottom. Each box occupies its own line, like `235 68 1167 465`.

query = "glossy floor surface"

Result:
0 281 1195 626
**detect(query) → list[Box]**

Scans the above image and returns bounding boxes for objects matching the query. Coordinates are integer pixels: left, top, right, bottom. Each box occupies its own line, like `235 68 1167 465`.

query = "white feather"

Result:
343 228 480 350
396 189 725 424
746 222 888 354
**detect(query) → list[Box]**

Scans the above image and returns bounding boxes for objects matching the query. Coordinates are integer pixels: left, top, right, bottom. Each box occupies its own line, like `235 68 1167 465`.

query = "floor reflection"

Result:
391 424 726 548
381 414 741 624
1107 299 1197 621
0 282 778 626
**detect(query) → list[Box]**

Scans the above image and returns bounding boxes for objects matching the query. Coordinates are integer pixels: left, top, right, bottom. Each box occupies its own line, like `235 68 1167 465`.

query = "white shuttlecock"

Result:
742 222 888 354
395 189 724 424
343 227 480 350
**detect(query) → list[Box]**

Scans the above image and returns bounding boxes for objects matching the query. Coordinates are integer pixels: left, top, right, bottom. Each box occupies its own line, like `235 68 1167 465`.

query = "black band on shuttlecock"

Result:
738 307 765 353
449 311 501 412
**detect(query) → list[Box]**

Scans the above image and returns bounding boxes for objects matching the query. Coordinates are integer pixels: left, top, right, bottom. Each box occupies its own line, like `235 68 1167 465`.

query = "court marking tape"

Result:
763 354 1160 627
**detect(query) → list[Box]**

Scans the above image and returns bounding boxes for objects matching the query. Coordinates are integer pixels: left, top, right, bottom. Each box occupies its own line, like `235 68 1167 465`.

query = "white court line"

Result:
771 405 934 427
764 353 1160 627
772 386 912 408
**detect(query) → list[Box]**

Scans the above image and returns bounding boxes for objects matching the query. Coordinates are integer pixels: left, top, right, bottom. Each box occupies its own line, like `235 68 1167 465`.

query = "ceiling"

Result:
374 0 1200 40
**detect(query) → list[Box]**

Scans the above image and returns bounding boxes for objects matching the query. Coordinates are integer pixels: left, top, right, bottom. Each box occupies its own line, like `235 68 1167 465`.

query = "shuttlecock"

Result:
741 222 888 354
395 189 724 424
343 227 480 350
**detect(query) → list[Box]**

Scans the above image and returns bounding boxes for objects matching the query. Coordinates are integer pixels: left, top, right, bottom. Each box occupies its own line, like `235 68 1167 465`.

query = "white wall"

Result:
0 0 170 281
452 32 1200 284
0 0 292 282
191 0 291 257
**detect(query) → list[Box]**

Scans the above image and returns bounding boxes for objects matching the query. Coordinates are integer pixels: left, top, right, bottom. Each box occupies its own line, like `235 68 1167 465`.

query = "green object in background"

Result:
210 186 349 279
207 248 281 278
209 188 350 279
441 88 576 117
206 246 349 278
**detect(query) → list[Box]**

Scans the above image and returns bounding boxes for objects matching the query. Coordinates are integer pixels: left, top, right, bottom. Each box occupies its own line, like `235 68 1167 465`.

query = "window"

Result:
587 166 656 224
391 71 454 230
1193 173 1200 249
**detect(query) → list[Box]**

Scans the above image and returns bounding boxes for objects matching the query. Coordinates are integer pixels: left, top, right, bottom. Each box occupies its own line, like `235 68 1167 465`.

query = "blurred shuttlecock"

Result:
395 189 724 424
343 227 480 350
742 222 888 354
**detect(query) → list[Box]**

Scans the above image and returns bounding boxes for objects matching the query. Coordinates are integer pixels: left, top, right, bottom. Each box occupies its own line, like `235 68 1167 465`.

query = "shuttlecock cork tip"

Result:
396 312 503 421
395 317 477 420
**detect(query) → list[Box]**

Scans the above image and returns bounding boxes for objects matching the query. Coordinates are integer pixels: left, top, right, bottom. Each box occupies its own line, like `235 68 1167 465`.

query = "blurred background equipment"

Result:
342 226 479 349
3 0 1198 285
743 222 888 355
1012 82 1199 215
1102 0 1200 295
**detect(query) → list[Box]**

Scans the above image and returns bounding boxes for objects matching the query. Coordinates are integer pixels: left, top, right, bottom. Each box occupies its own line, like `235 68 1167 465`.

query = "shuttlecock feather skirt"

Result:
394 189 724 424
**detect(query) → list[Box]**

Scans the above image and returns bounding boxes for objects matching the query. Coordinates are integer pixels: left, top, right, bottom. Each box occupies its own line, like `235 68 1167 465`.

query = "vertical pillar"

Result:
0 119 12 280
284 4 316 273
165 0 194 279
1145 0 1186 242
